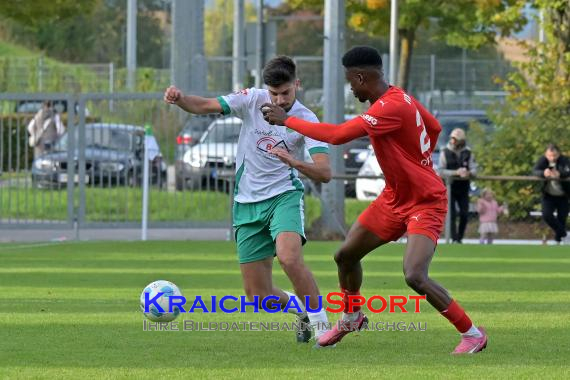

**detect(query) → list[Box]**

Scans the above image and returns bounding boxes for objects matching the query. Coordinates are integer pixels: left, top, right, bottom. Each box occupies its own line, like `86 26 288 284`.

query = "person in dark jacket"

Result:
533 144 570 244
438 128 477 243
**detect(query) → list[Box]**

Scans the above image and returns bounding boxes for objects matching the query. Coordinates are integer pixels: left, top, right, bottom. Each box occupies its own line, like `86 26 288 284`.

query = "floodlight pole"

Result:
255 0 264 88
321 0 346 237
127 0 137 91
539 9 545 43
233 0 245 91
389 0 398 85
171 0 205 95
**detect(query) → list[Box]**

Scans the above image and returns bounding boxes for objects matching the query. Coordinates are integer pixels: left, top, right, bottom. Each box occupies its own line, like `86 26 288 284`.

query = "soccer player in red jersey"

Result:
262 46 487 354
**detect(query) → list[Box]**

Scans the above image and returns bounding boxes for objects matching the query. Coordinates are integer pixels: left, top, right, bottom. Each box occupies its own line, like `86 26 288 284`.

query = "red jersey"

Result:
285 86 447 213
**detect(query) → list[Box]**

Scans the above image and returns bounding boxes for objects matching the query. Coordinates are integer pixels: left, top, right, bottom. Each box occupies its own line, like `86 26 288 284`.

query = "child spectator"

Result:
477 188 508 244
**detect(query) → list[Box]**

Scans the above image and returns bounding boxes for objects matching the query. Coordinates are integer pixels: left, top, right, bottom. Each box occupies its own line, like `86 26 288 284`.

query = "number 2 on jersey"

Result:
416 110 430 154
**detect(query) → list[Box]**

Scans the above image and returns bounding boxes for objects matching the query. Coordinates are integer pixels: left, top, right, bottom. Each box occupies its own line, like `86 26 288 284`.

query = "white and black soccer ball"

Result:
140 280 183 322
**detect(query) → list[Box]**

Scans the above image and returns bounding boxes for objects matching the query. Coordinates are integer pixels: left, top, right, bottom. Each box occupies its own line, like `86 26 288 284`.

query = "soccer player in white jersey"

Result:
164 56 331 344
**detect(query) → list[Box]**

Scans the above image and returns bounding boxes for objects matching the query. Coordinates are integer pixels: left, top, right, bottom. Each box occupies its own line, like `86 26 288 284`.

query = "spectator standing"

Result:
438 128 477 243
27 101 65 159
533 144 570 244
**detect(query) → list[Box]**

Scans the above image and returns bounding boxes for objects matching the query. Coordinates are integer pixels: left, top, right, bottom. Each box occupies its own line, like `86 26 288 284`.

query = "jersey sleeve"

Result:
359 101 403 135
217 88 256 119
300 112 329 155
285 116 368 145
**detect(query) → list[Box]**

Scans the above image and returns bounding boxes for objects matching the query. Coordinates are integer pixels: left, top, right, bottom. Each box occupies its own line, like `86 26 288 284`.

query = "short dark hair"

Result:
546 143 560 153
342 46 382 69
263 56 296 87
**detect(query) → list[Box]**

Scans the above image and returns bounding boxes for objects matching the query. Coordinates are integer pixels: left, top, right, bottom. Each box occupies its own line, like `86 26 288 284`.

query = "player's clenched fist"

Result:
164 85 182 104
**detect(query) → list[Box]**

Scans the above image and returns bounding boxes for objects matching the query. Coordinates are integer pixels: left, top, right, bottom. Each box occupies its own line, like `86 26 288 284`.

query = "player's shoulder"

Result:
368 87 412 113
229 87 266 101
385 86 415 106
290 100 319 122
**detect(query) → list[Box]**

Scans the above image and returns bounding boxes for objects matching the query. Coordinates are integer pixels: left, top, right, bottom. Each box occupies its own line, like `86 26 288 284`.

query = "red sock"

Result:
440 300 473 333
341 288 361 313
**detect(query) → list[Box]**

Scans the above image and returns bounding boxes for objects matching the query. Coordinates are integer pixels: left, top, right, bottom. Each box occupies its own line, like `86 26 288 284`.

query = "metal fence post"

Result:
141 124 152 241
445 177 453 244
77 96 87 240
229 177 235 241
109 62 114 111
38 56 43 92
429 54 435 111
66 95 76 230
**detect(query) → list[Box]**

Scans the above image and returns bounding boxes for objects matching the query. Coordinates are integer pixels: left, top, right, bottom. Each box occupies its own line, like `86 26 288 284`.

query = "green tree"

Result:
472 0 570 218
0 0 97 28
288 0 528 90
1 0 169 67
204 0 256 57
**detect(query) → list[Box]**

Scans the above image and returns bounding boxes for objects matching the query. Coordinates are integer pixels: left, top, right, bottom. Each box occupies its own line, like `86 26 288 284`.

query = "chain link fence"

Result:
305 175 566 244
0 93 235 233
1 91 563 244
0 54 511 112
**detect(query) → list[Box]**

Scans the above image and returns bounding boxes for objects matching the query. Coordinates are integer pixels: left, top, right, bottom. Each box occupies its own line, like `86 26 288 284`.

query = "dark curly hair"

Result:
263 56 297 87
342 46 382 69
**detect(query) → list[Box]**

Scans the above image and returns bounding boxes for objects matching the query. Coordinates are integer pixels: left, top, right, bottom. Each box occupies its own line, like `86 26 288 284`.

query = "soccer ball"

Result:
140 280 183 322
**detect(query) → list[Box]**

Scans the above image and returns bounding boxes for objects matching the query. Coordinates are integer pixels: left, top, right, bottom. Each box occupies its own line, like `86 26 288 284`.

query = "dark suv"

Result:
31 123 166 189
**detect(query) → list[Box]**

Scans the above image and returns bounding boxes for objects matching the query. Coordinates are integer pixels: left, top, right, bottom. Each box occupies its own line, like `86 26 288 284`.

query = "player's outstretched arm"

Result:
261 103 367 145
286 117 367 145
164 85 222 115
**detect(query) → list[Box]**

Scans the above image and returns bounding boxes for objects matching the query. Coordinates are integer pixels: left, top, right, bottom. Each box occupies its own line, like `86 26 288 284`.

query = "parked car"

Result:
15 99 90 116
176 116 330 193
354 110 493 202
355 148 386 201
343 135 371 197
174 114 219 165
305 114 370 197
176 117 241 191
31 123 166 189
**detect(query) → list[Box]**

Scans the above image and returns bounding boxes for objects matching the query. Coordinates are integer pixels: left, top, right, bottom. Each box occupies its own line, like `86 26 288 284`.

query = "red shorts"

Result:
357 196 447 244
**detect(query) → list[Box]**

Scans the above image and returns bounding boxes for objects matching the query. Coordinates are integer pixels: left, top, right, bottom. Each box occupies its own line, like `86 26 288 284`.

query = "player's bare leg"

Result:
403 234 451 310
403 234 487 354
240 257 289 309
275 232 320 310
335 221 386 290
317 221 385 347
241 257 314 342
275 232 329 341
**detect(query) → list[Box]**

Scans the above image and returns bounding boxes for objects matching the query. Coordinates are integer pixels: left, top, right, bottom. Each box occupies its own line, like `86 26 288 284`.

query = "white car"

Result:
176 117 241 191
175 116 316 192
355 148 386 201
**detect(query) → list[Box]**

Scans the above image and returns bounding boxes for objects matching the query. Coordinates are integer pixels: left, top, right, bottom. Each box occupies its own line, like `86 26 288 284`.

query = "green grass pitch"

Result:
1 241 569 379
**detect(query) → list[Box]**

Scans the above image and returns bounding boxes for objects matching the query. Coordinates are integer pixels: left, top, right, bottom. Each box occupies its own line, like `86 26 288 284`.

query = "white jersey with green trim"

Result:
218 87 329 204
